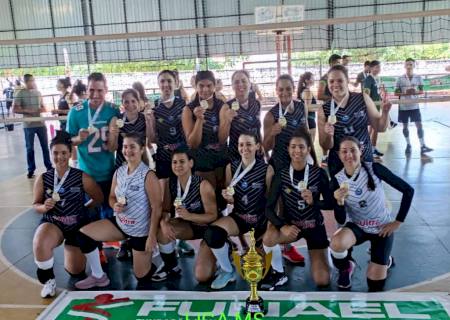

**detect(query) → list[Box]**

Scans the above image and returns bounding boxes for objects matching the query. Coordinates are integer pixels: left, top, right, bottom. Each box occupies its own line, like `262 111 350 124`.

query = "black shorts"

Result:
39 218 83 247
229 212 267 241
108 217 148 252
345 222 393 265
307 115 316 129
155 159 172 179
193 149 229 172
398 109 421 124
290 220 329 250
170 217 208 240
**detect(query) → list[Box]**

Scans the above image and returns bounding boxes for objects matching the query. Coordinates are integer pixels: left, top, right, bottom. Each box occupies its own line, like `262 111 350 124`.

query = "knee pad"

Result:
76 232 99 254
37 267 55 284
203 225 228 249
367 278 386 292
417 128 424 139
402 128 409 137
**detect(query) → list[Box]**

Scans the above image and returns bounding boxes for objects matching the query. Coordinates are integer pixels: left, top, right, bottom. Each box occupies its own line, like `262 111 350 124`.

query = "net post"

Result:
276 31 282 78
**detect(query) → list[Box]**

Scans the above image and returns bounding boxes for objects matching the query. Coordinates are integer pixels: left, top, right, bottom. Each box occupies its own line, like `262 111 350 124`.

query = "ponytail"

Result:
360 161 376 191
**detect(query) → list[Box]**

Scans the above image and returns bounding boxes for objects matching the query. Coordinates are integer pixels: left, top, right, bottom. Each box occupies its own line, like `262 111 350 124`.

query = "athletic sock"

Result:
263 244 283 273
159 241 177 270
35 257 54 270
330 248 350 270
85 248 104 278
35 257 55 284
211 242 233 273
419 138 425 147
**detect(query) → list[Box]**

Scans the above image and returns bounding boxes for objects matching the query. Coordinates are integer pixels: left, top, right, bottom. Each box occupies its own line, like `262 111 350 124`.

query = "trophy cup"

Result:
232 229 272 315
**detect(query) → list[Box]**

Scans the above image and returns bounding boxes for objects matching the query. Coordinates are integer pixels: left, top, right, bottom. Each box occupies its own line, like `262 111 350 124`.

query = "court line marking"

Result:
0 304 47 309
0 207 43 287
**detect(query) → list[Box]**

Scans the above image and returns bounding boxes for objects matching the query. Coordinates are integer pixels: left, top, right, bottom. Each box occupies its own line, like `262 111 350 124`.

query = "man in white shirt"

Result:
394 58 432 155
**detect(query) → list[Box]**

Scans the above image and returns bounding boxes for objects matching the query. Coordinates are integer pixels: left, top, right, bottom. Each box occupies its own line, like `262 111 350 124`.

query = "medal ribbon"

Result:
278 100 292 119
229 159 256 188
87 103 104 127
177 175 192 202
53 168 71 194
330 91 349 117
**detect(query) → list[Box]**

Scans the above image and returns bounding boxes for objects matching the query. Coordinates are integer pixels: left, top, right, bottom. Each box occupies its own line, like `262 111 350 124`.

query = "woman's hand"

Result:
193 106 206 121
379 221 402 238
43 198 56 212
334 188 347 206
175 206 190 220
280 225 300 241
324 122 335 136
301 189 313 205
113 202 125 213
271 123 282 136
145 233 157 253
221 189 234 204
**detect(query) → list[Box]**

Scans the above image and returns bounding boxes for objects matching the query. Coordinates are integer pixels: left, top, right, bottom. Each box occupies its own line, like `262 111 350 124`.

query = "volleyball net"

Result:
0 4 450 121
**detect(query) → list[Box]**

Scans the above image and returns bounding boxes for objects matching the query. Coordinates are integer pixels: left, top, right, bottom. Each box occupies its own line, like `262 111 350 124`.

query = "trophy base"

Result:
243 296 266 316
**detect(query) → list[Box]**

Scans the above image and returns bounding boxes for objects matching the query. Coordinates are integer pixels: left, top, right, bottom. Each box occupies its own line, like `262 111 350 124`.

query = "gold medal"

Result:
231 101 240 111
200 100 209 109
278 116 287 127
226 186 235 196
328 115 337 125
116 119 124 128
52 192 60 202
298 180 307 191
117 195 127 205
173 197 183 208
341 181 349 194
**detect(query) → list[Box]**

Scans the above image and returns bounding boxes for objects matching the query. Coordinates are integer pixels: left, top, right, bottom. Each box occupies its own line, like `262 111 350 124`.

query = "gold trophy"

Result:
232 229 272 315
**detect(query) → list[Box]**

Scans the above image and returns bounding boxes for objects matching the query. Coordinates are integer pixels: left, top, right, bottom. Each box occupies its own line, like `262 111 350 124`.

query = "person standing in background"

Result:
13 74 52 178
395 58 433 155
354 61 371 90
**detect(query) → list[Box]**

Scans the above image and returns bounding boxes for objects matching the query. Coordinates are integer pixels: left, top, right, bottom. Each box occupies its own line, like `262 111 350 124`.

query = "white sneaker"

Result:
41 279 56 298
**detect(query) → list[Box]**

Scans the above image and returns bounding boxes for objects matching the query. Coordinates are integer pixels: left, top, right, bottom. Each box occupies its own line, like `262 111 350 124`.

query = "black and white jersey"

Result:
230 158 268 226
187 96 227 169
115 112 147 168
279 165 325 228
227 97 261 162
268 100 307 172
115 162 152 237
334 163 392 234
322 92 373 163
154 96 186 162
42 168 86 231
169 174 205 216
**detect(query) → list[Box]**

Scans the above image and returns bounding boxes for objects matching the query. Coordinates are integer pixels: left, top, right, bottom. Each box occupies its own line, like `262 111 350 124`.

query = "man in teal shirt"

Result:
67 72 119 218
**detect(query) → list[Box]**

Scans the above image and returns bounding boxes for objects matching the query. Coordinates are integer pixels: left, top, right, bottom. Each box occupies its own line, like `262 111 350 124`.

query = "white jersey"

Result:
115 162 151 237
395 74 423 111
335 163 393 234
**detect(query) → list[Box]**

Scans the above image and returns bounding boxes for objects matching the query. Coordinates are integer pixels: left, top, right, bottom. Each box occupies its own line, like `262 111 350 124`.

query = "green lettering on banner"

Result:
38 291 450 320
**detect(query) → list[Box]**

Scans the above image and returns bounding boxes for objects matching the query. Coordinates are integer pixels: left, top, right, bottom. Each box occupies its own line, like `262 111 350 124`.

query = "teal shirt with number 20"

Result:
66 100 119 182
